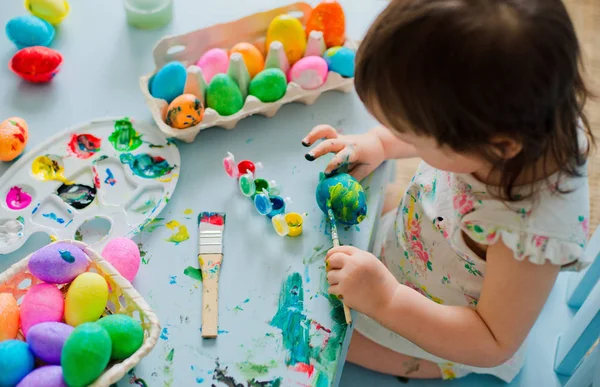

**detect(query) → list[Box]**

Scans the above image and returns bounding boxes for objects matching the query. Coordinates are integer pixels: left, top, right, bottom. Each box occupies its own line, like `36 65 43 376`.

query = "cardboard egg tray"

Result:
139 2 358 143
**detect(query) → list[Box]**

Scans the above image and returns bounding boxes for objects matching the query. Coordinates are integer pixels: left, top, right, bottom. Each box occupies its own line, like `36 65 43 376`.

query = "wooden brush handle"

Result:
199 253 222 338
332 236 352 324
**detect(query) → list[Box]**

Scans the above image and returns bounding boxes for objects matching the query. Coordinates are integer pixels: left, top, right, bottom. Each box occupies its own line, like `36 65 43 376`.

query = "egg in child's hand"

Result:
0 293 19 341
249 68 287 103
289 56 328 90
323 46 355 77
25 0 70 25
64 272 109 327
149 61 187 104
196 48 230 84
26 322 74 365
61 323 112 387
206 74 245 116
0 117 28 162
230 43 265 78
266 14 306 65
20 283 64 337
28 242 88 284
306 0 346 48
5 15 55 49
164 94 205 130
0 340 35 387
14 365 66 387
97 314 144 360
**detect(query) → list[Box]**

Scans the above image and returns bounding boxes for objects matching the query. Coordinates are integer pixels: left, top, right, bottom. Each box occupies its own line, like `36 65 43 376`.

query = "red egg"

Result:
9 46 63 83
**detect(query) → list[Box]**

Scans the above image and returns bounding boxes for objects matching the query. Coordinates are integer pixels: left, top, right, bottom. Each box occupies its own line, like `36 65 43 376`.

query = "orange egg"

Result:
0 293 20 341
230 43 265 78
0 117 28 162
164 94 205 129
306 0 346 48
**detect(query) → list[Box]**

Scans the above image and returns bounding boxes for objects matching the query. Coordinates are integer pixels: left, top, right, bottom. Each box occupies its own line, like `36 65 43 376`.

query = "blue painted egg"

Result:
5 15 55 49
0 340 35 387
315 173 367 225
323 46 355 78
28 242 88 284
149 61 187 103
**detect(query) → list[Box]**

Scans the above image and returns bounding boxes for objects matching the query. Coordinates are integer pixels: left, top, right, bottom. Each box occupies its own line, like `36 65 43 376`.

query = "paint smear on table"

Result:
120 153 175 179
233 298 250 312
141 217 164 233
166 220 189 244
6 186 32 210
109 118 143 152
183 266 202 281
213 360 282 387
138 243 149 265
160 327 169 340
236 360 278 380
67 133 101 159
31 155 73 184
163 348 175 387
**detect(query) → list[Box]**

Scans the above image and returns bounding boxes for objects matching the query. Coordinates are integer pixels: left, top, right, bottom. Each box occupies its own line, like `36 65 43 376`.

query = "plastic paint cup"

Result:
237 160 255 176
266 196 285 218
239 173 255 197
253 178 269 198
285 213 303 236
254 191 273 216
124 0 173 29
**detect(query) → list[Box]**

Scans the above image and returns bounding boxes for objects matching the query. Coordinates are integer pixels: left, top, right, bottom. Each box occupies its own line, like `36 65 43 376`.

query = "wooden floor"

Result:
394 0 600 230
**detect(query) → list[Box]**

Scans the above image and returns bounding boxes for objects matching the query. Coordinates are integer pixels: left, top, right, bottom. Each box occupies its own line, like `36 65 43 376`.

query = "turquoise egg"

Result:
315 173 367 225
5 15 55 49
0 340 35 387
150 61 187 103
323 47 356 78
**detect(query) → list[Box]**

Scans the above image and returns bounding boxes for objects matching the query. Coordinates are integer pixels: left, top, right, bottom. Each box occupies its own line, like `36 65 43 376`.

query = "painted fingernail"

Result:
338 295 344 300
305 153 315 161
301 139 310 147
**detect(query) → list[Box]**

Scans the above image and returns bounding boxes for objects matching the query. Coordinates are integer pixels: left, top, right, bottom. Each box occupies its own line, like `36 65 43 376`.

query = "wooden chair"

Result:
340 228 600 387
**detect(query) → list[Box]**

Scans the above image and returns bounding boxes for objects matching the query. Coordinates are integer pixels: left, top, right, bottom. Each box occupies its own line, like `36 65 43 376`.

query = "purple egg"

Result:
16 366 67 387
28 243 88 284
26 322 74 364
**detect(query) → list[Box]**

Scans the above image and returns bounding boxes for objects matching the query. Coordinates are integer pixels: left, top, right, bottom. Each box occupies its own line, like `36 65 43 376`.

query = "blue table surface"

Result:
0 1 391 386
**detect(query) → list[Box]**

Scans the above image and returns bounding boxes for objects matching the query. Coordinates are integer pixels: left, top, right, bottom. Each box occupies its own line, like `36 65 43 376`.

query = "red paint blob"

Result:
237 160 255 175
67 133 102 159
9 46 63 83
294 363 315 378
200 213 224 226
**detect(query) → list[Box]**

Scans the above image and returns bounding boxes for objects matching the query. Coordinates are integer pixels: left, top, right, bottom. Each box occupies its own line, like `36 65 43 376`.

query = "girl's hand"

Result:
302 125 386 181
326 245 399 318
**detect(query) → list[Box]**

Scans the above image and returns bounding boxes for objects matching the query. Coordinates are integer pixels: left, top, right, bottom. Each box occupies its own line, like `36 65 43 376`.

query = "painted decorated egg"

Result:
0 117 28 162
25 0 70 25
28 242 89 284
97 314 144 360
15 365 67 387
149 61 187 103
0 340 35 387
316 173 367 225
64 272 109 327
249 68 287 103
266 14 306 65
230 43 264 78
101 237 141 283
0 293 19 341
20 283 64 337
9 46 63 83
61 323 112 387
26 322 73 365
164 94 204 129
323 46 355 77
289 56 328 90
6 15 55 49
196 48 229 84
306 0 346 48
206 74 244 116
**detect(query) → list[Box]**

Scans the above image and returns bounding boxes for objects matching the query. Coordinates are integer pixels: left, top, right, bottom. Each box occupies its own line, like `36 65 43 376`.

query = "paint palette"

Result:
0 117 181 254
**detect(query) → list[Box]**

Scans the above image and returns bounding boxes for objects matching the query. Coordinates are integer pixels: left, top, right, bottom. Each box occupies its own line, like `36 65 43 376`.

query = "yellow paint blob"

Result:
31 155 73 184
184 209 193 215
165 220 180 230
167 225 189 244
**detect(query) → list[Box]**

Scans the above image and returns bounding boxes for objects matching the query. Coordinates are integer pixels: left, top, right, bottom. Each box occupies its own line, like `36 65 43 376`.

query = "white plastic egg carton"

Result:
139 2 358 143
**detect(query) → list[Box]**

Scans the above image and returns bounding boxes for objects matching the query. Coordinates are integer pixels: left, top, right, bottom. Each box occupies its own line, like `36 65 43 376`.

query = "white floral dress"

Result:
355 161 590 381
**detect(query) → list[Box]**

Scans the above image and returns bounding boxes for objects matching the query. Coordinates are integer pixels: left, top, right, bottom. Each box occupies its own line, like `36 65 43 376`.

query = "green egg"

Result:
97 314 144 360
61 323 112 387
249 68 287 103
206 74 245 116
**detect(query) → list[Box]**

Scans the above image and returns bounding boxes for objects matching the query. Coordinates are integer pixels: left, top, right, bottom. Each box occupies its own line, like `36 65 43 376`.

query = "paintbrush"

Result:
198 212 226 338
327 205 353 325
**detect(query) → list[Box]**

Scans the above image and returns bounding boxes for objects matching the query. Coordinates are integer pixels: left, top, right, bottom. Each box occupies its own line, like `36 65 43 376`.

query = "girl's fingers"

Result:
327 245 359 258
324 146 359 175
349 163 373 182
302 125 339 147
326 253 346 270
305 139 345 161
327 270 341 285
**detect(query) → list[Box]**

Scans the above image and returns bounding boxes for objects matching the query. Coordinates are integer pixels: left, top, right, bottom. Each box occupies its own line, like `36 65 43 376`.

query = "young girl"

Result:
303 0 594 381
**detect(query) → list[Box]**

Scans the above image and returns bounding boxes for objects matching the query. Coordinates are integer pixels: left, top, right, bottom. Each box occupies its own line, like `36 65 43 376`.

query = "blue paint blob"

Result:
58 249 75 263
42 212 66 224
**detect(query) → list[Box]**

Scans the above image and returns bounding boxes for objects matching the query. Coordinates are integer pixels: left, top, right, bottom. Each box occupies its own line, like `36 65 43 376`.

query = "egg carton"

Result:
139 2 358 143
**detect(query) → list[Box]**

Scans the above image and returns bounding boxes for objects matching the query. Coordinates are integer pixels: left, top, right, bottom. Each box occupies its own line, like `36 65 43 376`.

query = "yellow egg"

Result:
266 14 307 65
0 117 28 162
64 272 108 327
25 0 70 25
164 94 205 129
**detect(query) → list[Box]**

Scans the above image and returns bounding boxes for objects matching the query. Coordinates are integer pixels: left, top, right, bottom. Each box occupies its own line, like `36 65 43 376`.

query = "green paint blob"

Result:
109 118 143 152
236 360 278 380
249 68 287 103
206 74 245 116
120 153 175 179
58 249 75 263
183 266 202 281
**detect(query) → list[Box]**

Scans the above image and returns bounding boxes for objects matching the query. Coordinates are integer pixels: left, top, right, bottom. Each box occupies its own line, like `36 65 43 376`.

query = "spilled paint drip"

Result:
67 133 101 159
237 360 278 380
58 249 75 263
56 183 96 209
198 212 225 226
233 298 251 312
109 118 143 152
183 266 202 281
164 348 175 387
104 168 116 186
160 327 169 340
6 186 32 210
42 212 66 224
31 203 40 214
213 360 282 387
165 220 189 244
120 153 175 179
31 155 74 184
138 243 149 264
141 217 164 233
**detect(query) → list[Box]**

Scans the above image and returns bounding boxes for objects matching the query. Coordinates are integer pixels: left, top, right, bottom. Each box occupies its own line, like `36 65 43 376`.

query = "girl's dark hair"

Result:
355 0 594 200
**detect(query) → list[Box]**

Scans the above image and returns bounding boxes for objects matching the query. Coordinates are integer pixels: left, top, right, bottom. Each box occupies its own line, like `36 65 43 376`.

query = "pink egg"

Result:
196 48 230 84
101 237 140 283
288 56 329 90
20 284 64 337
